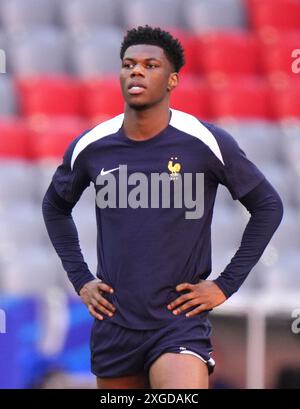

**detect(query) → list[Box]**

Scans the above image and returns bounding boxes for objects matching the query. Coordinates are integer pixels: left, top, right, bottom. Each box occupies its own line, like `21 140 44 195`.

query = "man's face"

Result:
120 44 178 110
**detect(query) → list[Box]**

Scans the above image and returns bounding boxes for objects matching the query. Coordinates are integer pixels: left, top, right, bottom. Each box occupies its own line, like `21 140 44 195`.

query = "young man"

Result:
42 26 283 389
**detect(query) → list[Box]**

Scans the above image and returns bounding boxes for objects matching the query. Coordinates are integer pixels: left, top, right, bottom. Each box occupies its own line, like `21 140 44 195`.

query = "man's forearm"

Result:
213 178 284 298
42 183 95 294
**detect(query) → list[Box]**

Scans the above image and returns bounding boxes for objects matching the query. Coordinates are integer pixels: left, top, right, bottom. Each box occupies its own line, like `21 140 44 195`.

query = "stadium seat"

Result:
271 80 300 120
59 0 121 33
166 28 200 75
183 0 246 33
209 77 273 119
260 33 300 80
0 118 30 158
247 0 300 34
0 0 57 32
280 121 300 177
0 244 65 295
36 160 60 203
0 76 18 115
217 120 283 166
81 76 124 120
71 27 123 76
122 0 181 29
0 161 37 208
170 76 210 119
8 27 69 75
29 116 90 159
16 76 83 117
258 163 296 207
197 31 260 79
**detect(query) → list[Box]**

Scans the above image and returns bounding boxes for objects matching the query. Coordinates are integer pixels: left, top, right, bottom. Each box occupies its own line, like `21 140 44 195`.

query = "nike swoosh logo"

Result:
100 167 120 176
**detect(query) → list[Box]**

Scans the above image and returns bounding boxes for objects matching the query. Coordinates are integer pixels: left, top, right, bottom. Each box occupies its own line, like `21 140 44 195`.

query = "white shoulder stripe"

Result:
71 113 124 170
170 108 224 165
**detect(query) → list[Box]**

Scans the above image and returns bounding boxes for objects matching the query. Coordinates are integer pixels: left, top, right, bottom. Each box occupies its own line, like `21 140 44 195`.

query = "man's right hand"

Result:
79 279 116 320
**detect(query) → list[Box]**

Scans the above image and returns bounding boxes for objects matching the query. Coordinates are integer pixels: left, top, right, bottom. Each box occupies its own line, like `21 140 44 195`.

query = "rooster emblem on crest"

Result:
168 157 181 179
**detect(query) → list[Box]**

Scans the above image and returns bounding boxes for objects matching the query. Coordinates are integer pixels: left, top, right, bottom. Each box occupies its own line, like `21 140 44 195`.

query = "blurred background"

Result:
0 0 299 389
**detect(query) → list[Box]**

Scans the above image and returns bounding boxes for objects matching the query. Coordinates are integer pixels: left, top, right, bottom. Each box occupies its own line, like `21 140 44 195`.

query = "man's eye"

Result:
123 63 133 68
147 64 157 69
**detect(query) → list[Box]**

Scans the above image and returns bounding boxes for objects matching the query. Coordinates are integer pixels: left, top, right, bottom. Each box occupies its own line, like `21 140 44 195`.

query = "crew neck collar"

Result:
118 109 173 145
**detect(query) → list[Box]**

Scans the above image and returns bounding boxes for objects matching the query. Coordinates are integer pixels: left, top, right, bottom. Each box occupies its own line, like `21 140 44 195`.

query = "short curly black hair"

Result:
120 25 185 72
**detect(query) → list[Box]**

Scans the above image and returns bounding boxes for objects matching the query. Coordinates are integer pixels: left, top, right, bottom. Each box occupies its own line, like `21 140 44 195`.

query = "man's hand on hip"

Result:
167 279 227 317
79 279 116 320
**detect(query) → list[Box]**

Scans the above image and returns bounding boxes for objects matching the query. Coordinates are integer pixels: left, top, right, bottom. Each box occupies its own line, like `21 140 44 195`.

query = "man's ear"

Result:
167 72 179 92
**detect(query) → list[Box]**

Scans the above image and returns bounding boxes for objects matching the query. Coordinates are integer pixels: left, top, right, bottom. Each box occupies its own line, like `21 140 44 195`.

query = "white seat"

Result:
8 27 69 75
0 0 58 32
60 0 121 33
183 0 246 33
122 0 181 29
71 27 123 76
0 161 37 208
218 119 283 167
0 245 64 295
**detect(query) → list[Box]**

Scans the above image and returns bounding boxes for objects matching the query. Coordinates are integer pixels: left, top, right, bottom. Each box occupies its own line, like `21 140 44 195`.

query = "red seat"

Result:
29 116 91 159
81 76 124 121
166 28 200 75
170 76 210 119
16 76 82 117
271 80 300 120
0 118 31 159
260 33 300 80
209 76 272 119
247 0 300 34
197 31 260 79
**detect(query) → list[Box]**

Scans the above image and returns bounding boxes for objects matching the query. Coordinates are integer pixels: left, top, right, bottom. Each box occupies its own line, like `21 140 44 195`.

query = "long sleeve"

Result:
213 178 284 298
42 129 96 295
42 182 96 294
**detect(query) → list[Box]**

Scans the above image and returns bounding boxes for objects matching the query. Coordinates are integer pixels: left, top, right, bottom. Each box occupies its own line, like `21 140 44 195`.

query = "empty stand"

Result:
271 80 300 120
170 76 210 119
16 76 82 117
247 0 300 34
29 116 90 159
122 0 181 29
198 31 261 78
0 118 30 158
183 0 246 33
71 27 123 76
8 27 69 75
218 120 283 166
0 0 57 32
260 32 300 80
209 77 272 119
59 0 121 33
81 76 124 119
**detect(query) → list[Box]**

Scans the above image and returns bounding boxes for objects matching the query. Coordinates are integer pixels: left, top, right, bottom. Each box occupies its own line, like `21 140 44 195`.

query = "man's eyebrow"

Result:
122 57 161 62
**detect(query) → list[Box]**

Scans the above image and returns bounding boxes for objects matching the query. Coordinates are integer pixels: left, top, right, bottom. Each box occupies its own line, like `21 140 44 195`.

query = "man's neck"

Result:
122 102 171 141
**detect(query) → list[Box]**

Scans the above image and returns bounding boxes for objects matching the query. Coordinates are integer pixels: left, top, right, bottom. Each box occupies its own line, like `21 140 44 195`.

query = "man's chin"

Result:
127 102 151 111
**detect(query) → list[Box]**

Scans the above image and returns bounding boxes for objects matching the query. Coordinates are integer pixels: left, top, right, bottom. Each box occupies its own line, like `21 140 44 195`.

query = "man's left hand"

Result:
167 280 227 317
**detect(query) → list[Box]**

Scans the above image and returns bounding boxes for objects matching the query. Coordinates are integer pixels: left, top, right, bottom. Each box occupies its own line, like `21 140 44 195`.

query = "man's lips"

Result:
128 83 146 95
128 86 146 95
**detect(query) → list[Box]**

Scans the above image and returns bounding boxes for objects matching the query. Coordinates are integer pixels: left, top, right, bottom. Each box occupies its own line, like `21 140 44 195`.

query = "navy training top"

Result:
43 108 281 330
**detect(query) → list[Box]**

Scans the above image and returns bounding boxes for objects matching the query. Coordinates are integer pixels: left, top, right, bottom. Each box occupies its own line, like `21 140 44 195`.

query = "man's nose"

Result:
131 63 145 76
